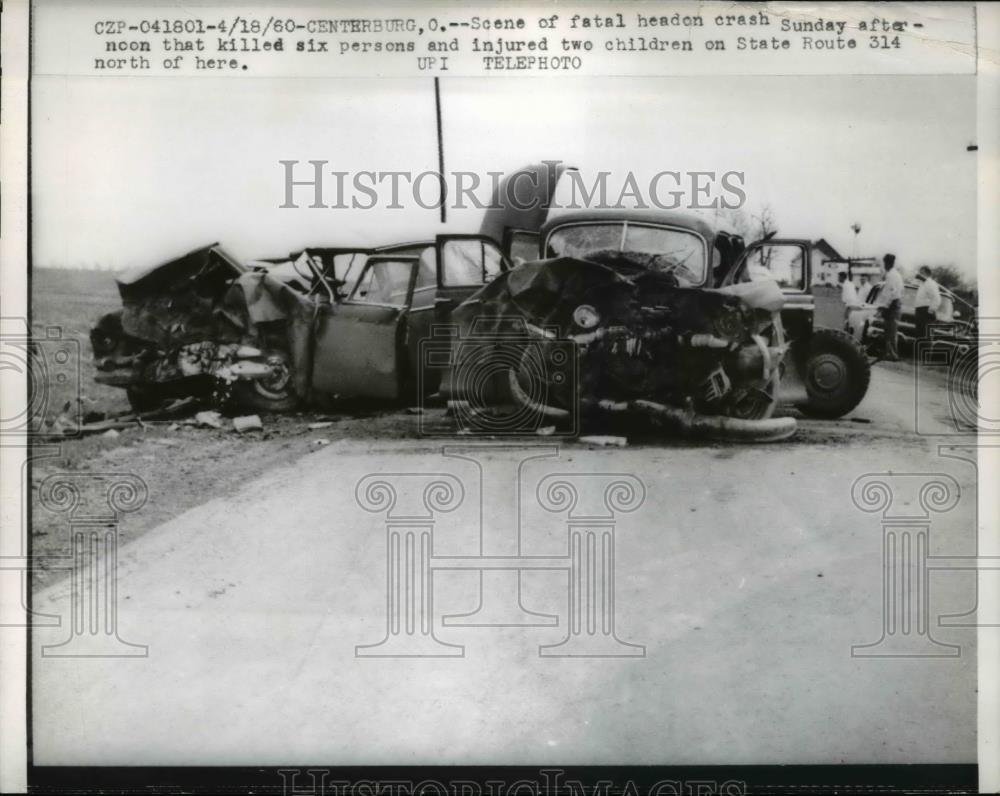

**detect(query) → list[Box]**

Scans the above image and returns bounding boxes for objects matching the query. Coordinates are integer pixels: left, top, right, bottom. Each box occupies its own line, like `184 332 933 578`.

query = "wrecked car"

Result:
248 242 431 301
91 244 305 412
473 163 872 423
90 238 510 412
441 209 797 442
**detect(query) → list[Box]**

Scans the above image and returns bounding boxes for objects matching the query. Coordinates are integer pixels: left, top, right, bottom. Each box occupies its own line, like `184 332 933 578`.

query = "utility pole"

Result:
435 77 446 224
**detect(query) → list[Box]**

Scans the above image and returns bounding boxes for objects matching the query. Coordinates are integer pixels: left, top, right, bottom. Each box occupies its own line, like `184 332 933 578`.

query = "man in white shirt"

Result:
914 265 942 342
877 253 904 361
838 271 860 306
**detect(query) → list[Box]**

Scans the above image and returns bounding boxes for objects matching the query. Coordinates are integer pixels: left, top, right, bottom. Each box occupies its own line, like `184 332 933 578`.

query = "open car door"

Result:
433 234 510 324
728 239 810 293
310 255 419 400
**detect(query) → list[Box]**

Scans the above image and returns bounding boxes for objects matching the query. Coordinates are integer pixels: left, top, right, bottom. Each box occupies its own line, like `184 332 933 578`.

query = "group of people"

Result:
836 254 942 362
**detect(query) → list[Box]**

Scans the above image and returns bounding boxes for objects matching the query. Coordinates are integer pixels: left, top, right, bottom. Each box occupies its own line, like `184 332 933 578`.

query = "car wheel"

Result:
231 350 300 412
796 328 872 418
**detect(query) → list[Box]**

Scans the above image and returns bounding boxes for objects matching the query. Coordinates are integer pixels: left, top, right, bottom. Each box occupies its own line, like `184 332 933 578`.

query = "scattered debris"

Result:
850 417 872 424
194 410 225 429
312 438 331 447
168 423 180 431
308 421 334 430
102 429 120 439
38 397 199 441
536 425 556 436
148 438 181 447
578 435 628 447
405 407 424 415
232 415 263 433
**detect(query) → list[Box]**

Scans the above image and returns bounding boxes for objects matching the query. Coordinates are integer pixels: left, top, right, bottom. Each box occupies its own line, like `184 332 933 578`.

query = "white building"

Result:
810 239 882 287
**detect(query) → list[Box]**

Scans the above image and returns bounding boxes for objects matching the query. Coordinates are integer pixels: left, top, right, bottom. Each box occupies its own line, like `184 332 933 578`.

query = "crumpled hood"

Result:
455 255 781 338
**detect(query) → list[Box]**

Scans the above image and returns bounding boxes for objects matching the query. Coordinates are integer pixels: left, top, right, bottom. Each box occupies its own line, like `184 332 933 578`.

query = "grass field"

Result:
30 267 131 420
26 267 421 588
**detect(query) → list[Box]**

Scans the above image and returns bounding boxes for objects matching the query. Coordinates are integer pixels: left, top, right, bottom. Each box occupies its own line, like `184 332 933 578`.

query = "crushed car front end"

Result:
442 214 796 442
90 244 311 412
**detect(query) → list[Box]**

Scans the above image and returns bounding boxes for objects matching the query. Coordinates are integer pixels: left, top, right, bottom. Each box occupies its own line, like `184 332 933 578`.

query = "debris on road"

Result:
39 397 198 440
578 435 628 447
149 438 181 447
311 438 331 447
102 429 120 439
536 426 556 436
232 415 263 433
195 411 225 429
307 421 334 430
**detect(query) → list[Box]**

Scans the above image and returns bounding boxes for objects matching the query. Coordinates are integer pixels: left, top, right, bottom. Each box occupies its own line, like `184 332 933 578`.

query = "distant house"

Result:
810 238 882 286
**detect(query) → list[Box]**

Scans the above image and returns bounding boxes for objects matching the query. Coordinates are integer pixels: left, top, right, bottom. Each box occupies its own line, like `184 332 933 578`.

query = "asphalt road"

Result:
30 360 982 765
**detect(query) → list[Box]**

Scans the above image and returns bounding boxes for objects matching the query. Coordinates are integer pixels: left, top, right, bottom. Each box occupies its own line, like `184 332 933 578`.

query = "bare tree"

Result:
923 264 978 307
752 205 778 241
717 204 777 244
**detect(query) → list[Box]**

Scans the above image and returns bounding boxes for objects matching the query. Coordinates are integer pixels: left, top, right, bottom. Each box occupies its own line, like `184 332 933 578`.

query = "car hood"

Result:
456 255 782 337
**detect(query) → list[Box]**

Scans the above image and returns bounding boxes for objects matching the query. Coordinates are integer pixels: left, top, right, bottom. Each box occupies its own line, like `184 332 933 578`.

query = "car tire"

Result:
796 328 871 419
231 349 300 413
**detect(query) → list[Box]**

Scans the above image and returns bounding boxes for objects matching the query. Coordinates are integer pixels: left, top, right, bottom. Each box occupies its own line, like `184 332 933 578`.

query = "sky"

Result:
32 73 977 281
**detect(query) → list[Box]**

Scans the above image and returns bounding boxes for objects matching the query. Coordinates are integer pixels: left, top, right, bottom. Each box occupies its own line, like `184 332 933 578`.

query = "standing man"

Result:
838 271 860 306
878 253 904 361
914 265 942 342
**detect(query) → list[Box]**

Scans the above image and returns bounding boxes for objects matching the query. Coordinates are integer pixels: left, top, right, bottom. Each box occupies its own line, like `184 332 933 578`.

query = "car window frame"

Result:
434 234 511 289
344 255 421 309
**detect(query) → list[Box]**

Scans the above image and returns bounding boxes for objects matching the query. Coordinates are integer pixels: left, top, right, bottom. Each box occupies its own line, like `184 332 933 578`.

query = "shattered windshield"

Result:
545 222 707 286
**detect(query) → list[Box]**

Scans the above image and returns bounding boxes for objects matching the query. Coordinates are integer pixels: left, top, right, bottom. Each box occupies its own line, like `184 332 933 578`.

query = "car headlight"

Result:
572 304 601 330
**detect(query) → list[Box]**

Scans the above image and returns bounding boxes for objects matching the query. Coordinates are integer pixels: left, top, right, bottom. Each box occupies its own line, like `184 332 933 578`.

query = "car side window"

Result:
350 260 414 306
440 239 504 286
744 244 806 290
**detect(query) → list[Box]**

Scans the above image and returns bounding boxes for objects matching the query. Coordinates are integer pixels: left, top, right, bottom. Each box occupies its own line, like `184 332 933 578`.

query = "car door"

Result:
433 234 510 324
729 239 809 288
310 256 419 400
726 239 814 336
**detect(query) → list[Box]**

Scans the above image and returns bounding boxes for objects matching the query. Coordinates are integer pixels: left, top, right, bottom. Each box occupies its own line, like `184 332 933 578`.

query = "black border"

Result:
21 2 980 794
25 764 981 794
